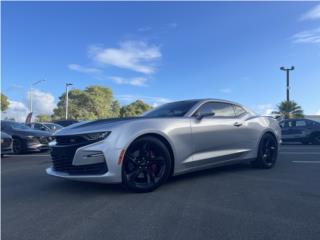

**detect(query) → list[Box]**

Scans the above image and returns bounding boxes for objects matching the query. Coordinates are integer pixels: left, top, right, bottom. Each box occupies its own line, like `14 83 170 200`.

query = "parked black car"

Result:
1 121 53 154
53 120 78 127
1 131 13 156
280 118 320 145
27 122 63 133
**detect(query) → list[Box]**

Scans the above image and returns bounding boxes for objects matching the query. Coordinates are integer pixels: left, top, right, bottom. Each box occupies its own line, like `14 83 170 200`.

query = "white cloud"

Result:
2 89 56 122
109 76 148 87
292 27 320 44
301 4 320 21
27 89 56 116
256 104 275 115
316 109 320 115
68 64 101 74
219 88 232 94
90 41 161 74
116 94 171 107
1 100 29 122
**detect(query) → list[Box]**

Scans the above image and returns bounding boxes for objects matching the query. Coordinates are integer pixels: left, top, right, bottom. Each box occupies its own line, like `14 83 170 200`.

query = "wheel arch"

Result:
124 132 176 177
255 130 279 157
264 130 278 141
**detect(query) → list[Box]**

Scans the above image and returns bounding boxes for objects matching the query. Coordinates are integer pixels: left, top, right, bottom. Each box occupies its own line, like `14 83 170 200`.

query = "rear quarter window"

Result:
233 105 247 117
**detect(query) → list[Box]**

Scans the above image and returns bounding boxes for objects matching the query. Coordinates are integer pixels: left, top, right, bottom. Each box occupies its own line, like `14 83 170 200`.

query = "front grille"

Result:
55 135 89 145
50 140 107 175
39 137 50 144
1 138 12 148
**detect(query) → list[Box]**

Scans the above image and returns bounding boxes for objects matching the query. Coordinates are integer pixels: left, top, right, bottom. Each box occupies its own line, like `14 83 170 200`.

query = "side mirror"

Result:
196 112 215 121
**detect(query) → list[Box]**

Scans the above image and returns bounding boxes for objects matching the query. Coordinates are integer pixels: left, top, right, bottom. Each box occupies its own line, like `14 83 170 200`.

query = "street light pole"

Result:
280 66 295 102
65 83 73 120
29 79 46 113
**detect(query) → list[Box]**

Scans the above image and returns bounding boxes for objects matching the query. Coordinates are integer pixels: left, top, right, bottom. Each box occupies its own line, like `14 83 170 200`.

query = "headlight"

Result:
82 131 111 141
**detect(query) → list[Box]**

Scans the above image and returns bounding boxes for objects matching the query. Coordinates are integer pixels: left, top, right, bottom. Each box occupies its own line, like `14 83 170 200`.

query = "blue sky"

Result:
2 1 320 121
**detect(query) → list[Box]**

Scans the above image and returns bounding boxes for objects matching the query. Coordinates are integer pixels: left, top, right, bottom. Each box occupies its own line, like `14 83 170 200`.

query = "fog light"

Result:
73 150 106 166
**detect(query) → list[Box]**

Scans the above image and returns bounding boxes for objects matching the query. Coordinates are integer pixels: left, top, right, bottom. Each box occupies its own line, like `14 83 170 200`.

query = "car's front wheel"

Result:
13 138 24 154
122 136 172 193
251 133 278 169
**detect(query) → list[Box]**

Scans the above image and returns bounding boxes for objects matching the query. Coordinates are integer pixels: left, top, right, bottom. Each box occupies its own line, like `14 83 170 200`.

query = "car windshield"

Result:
44 123 63 130
143 100 199 118
10 122 32 130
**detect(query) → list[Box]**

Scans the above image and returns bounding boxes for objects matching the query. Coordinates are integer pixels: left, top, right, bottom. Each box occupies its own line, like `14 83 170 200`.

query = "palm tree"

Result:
277 100 304 119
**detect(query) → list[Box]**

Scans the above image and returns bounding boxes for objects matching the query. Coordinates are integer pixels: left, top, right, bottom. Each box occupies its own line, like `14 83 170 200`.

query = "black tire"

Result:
122 136 172 193
13 138 24 154
311 132 320 145
251 133 278 169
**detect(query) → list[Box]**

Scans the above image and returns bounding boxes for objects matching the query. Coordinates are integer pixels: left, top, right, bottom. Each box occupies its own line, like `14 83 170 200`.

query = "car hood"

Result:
1 131 12 139
12 129 52 137
55 117 143 136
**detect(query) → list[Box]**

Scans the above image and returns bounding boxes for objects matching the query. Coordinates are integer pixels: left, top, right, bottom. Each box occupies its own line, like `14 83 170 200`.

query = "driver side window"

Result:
195 102 236 118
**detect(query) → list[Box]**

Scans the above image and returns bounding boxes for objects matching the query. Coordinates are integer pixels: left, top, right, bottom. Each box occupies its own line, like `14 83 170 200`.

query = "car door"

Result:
292 120 308 139
281 120 292 140
189 101 253 167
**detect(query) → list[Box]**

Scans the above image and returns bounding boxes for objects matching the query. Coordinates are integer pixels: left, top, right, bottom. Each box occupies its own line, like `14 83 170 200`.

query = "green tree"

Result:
110 100 121 118
277 100 304 119
120 100 152 117
52 86 120 120
1 93 9 112
36 114 52 122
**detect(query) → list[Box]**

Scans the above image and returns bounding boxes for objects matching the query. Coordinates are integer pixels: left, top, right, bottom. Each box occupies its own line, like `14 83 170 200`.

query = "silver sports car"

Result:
47 99 281 192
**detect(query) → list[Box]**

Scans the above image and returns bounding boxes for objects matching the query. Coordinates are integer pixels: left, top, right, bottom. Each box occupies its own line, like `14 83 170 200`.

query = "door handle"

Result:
234 122 243 127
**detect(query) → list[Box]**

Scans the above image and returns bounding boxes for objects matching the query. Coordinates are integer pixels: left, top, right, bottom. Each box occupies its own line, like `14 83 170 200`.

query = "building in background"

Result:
305 115 320 122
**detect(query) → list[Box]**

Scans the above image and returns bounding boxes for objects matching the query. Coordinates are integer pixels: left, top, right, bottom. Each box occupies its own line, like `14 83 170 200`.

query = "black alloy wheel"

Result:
251 133 278 169
122 136 172 193
13 138 24 154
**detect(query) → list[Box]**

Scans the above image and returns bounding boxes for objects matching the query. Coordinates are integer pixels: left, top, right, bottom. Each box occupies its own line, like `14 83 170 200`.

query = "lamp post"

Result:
29 79 46 113
65 83 73 120
280 66 295 102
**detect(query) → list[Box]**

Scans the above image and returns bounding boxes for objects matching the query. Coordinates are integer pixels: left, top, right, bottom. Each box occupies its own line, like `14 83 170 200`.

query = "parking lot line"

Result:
280 152 320 155
292 161 320 164
8 154 50 157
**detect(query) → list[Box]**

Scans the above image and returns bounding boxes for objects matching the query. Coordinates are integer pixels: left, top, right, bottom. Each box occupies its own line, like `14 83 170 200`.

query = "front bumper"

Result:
46 167 121 183
1 147 13 154
46 140 123 183
26 142 49 152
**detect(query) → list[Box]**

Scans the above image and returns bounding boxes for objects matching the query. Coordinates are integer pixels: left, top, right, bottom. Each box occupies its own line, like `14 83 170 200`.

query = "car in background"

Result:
27 122 63 133
280 118 320 145
1 131 13 156
1 121 53 154
53 120 78 127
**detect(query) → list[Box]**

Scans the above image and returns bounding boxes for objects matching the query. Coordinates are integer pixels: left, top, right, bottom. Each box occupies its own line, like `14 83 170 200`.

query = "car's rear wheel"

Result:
13 138 24 154
251 133 278 169
311 132 320 145
122 136 172 193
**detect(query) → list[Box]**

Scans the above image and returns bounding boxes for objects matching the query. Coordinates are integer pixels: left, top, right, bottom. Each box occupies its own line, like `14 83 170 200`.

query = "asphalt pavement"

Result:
2 144 320 240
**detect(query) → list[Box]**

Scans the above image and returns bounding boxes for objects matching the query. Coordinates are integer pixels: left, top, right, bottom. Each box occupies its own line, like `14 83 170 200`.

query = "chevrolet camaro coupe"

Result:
47 99 281 192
